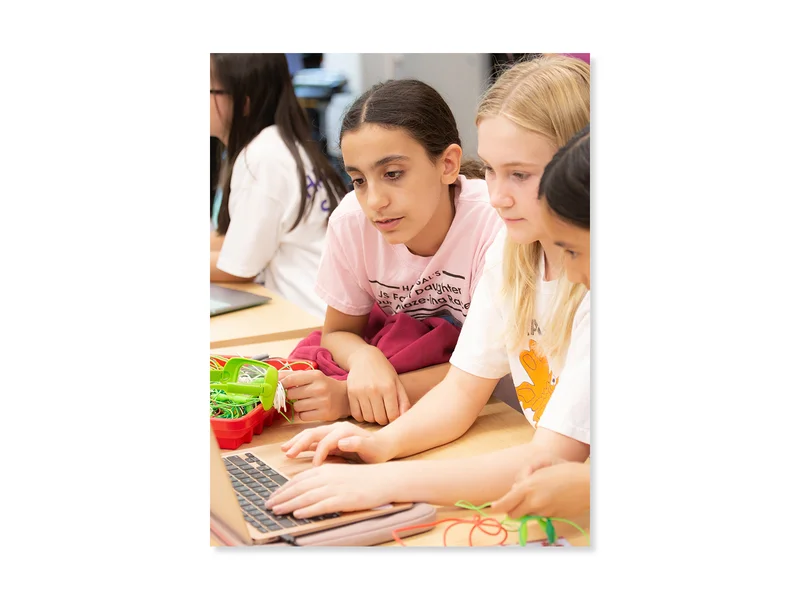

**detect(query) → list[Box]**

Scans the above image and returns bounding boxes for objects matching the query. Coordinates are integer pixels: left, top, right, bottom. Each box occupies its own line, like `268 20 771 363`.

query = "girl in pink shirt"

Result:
280 79 503 426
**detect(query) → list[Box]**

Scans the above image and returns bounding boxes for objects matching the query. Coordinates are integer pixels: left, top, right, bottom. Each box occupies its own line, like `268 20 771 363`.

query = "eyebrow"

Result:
345 154 410 173
476 154 540 169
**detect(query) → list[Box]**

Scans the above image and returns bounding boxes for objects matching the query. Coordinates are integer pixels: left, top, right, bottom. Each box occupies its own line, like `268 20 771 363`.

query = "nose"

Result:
488 179 514 210
365 185 390 213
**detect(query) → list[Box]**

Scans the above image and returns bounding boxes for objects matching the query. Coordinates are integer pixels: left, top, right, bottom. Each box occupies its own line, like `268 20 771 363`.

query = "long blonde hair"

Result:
476 54 590 366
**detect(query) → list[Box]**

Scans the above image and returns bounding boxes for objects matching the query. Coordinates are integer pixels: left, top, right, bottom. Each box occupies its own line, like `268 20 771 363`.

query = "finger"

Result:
348 390 363 422
507 495 538 520
285 381 320 401
383 385 400 423
293 496 352 520
491 484 526 515
372 393 389 425
280 429 311 451
313 429 351 466
396 381 411 417
270 486 332 516
283 426 333 457
336 435 375 463
279 370 317 389
292 398 322 413
264 474 310 509
297 410 327 423
359 394 375 424
307 442 345 458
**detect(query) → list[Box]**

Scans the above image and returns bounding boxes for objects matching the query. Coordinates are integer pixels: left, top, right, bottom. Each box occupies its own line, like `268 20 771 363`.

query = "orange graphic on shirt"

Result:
515 340 558 425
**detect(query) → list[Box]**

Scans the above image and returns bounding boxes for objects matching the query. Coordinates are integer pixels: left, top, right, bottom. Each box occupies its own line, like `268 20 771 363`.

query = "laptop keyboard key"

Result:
271 474 288 485
254 511 274 523
275 517 295 528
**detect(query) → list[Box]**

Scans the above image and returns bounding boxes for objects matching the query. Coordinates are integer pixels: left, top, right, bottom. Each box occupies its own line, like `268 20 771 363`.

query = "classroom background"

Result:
210 52 590 210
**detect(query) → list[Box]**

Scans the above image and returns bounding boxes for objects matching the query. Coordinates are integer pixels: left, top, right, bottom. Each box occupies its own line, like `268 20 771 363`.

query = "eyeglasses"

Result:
210 89 229 95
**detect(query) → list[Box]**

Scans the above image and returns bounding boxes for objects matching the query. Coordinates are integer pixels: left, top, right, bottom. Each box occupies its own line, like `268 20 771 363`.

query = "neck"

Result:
540 239 563 281
405 186 455 257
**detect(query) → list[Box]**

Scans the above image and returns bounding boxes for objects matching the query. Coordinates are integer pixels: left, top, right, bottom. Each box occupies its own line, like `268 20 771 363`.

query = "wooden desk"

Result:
210 284 322 349
210 338 304 360
213 399 590 547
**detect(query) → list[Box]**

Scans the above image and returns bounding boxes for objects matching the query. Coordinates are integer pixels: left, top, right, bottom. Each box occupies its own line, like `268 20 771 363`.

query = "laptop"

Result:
210 427 413 545
210 284 270 317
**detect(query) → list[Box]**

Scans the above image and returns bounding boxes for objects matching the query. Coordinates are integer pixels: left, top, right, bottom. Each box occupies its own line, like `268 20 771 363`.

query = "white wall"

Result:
322 53 491 159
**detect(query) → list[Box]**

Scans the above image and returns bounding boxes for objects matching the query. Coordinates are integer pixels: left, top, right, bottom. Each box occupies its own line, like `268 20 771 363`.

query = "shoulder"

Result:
233 126 297 177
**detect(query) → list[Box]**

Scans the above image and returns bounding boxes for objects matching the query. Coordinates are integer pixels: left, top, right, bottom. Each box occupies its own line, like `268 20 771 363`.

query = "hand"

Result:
346 346 411 425
264 463 397 519
279 370 349 422
280 421 395 466
491 462 590 519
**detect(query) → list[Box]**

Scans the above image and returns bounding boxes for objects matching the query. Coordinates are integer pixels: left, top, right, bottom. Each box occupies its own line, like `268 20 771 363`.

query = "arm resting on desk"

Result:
319 307 372 369
374 365 499 459
386 428 590 507
320 308 450 397
398 363 450 405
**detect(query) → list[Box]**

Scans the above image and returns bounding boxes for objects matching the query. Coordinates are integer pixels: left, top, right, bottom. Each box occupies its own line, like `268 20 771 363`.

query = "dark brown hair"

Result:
339 79 484 182
540 124 590 229
211 53 348 234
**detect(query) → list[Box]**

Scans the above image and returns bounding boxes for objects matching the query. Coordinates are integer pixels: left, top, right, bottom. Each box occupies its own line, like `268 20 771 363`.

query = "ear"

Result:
439 143 462 185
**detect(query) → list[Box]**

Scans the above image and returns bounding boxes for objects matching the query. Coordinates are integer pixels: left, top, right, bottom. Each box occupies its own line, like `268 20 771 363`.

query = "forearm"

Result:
384 442 548 507
320 331 373 370
398 363 450 404
210 231 225 252
374 369 497 459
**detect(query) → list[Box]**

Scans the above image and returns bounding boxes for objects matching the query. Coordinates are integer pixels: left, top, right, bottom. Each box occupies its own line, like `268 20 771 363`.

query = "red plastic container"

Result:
210 356 317 450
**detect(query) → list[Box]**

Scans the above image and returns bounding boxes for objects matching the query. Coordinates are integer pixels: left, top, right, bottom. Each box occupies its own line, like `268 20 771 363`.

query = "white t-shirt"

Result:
215 126 334 318
449 230 590 444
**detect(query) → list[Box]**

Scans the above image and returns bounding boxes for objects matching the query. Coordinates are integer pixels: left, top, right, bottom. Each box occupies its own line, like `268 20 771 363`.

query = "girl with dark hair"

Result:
278 79 503 425
210 53 348 317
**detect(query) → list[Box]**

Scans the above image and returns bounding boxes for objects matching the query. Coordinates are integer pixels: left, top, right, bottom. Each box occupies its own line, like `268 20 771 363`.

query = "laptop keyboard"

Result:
223 452 341 534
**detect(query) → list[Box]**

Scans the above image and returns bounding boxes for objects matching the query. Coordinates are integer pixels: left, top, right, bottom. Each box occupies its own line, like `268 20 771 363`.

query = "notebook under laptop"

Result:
210 284 270 317
210 427 413 545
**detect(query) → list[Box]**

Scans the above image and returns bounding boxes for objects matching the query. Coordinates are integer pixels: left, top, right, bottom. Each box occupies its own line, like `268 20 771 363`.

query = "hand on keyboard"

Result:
265 462 394 519
280 422 395 466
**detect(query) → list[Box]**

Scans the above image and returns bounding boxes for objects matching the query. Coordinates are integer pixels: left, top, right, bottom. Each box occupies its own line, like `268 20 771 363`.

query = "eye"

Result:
385 170 403 181
512 172 530 181
484 165 495 176
351 177 365 188
565 249 578 259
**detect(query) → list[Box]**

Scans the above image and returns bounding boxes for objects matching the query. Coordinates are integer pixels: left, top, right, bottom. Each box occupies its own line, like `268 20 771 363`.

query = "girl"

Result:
278 79 504 426
210 53 348 317
493 124 591 519
265 55 592 519
281 79 502 425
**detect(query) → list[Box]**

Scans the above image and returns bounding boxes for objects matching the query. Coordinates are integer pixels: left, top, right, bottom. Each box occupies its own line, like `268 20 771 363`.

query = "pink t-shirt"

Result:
315 176 503 328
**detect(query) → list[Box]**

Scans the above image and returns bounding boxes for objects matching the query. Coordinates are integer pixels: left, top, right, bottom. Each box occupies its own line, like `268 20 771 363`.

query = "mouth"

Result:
502 217 525 223
373 217 404 232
